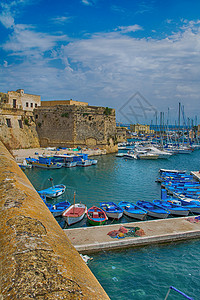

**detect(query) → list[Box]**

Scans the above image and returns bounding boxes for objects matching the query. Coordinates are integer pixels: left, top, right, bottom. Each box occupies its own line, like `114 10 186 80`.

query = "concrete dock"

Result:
64 216 200 253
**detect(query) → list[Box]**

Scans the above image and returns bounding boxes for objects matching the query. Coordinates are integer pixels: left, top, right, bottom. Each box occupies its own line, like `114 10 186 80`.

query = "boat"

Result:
87 206 108 225
62 193 87 225
31 156 63 169
118 201 147 220
76 159 93 167
159 169 186 174
45 200 71 217
135 150 159 160
123 151 137 160
38 183 66 198
153 200 189 216
136 200 169 218
53 154 77 168
100 201 123 220
88 159 98 165
17 159 32 170
116 153 125 157
139 146 172 159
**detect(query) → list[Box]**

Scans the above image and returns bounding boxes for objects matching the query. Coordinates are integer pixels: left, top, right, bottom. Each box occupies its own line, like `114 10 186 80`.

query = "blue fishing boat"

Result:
153 200 189 216
49 201 71 217
118 201 147 220
136 200 169 219
30 156 63 169
100 201 123 220
38 184 66 198
177 199 200 214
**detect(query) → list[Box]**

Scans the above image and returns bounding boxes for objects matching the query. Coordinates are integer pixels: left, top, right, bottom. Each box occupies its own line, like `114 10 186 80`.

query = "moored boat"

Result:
136 200 169 219
45 200 71 217
87 206 108 225
118 201 147 220
76 159 93 167
62 203 87 225
31 156 63 169
62 192 87 225
100 201 123 220
38 184 66 198
153 200 189 216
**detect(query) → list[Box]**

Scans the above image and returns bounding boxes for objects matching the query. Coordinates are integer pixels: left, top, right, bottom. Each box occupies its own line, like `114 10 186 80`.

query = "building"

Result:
130 123 154 134
0 89 41 111
34 101 118 153
116 127 127 143
0 89 40 149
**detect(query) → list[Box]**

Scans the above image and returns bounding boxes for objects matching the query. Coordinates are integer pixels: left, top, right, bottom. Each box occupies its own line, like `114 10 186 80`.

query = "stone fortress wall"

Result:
0 89 119 153
35 103 118 153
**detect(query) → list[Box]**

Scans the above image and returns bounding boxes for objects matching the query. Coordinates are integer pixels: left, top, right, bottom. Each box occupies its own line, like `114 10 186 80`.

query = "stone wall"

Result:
0 108 40 149
0 141 110 299
35 105 118 153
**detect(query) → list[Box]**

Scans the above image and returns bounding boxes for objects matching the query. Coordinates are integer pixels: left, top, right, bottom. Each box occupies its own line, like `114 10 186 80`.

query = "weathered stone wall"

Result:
0 141 110 299
116 127 127 143
34 106 75 147
35 105 118 153
0 108 40 149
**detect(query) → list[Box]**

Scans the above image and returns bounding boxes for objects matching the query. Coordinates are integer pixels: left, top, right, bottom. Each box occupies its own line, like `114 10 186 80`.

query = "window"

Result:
35 103 37 108
26 102 29 107
31 103 33 108
18 119 23 128
13 99 17 108
6 119 12 128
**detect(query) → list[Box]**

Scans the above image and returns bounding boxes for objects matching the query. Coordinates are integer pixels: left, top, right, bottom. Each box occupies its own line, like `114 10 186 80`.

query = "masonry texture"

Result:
34 105 118 153
0 141 110 299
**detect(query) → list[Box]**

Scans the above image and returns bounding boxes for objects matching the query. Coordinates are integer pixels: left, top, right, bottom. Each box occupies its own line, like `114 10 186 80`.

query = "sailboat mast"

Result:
73 192 75 214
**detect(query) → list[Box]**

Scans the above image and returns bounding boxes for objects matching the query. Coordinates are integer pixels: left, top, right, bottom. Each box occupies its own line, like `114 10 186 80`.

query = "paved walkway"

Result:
64 216 200 253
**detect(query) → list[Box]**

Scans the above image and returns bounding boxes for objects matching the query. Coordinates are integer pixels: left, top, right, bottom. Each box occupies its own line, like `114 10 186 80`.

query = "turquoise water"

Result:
25 150 200 299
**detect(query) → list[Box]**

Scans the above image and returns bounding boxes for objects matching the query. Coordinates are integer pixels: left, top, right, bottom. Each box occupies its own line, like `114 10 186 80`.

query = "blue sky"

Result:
1 0 200 124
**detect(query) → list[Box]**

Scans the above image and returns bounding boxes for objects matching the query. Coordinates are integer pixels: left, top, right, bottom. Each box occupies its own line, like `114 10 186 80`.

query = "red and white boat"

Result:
62 193 87 225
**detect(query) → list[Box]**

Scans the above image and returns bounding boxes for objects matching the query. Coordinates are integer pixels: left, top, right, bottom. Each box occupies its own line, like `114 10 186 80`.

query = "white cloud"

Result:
3 24 68 55
51 16 72 24
1 18 200 122
116 25 143 33
81 0 93 6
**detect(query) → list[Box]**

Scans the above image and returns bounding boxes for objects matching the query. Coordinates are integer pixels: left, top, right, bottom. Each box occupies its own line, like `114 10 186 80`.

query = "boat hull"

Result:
32 162 63 169
123 210 146 220
147 211 169 219
105 211 123 220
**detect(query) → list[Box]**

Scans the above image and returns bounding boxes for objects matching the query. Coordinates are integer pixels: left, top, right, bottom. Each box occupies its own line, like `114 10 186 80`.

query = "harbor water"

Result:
25 149 200 299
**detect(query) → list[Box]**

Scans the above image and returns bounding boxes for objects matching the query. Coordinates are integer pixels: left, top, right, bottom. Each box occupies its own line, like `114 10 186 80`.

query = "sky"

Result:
0 0 200 125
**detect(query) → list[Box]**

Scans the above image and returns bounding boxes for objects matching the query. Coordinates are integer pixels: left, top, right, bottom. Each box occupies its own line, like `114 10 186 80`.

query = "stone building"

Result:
0 89 41 111
35 101 118 153
130 123 154 134
116 127 127 143
0 89 40 149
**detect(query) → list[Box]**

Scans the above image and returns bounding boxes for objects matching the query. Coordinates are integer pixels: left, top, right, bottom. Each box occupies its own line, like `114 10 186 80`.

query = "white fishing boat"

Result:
76 159 93 167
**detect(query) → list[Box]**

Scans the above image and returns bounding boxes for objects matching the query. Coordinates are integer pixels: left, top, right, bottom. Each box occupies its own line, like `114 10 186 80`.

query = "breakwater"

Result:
0 141 110 299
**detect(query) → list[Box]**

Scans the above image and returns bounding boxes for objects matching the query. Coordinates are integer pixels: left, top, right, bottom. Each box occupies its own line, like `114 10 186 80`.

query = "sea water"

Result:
25 149 200 299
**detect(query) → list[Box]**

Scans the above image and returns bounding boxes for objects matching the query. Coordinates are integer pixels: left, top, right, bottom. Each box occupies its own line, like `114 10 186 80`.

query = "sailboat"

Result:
62 192 87 225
